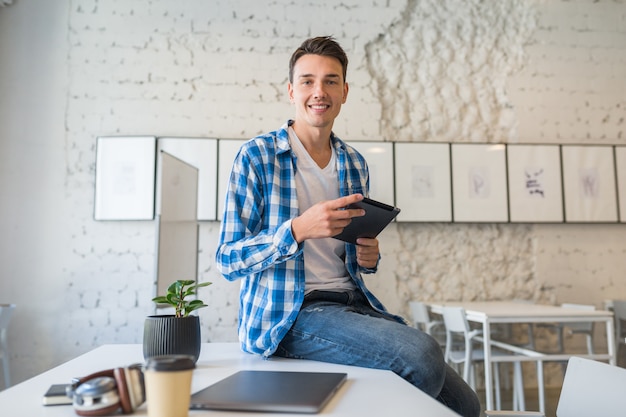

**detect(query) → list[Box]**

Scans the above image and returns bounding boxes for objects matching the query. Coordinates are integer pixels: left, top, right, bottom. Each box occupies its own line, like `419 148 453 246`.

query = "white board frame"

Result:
394 142 452 222
451 143 508 222
94 136 156 220
157 137 218 221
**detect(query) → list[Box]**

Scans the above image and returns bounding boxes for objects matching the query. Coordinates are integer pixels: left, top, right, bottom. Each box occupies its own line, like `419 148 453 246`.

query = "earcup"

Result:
69 364 145 416
71 375 121 416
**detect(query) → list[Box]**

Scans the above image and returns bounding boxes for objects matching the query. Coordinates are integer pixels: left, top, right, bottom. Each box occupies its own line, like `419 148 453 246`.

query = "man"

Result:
216 36 480 416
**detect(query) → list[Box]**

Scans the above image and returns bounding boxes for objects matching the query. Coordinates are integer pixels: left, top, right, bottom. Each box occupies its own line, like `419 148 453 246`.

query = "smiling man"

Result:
215 36 480 417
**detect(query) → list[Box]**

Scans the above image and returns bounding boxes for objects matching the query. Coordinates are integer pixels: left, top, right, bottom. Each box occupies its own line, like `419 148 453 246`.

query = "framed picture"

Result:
394 143 452 222
451 144 508 222
616 146 626 223
507 144 564 222
94 136 156 220
562 145 618 222
348 141 395 205
217 139 246 221
157 137 218 221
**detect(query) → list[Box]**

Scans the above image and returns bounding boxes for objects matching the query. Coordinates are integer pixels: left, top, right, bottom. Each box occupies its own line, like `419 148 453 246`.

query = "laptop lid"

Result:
557 357 626 417
190 370 347 414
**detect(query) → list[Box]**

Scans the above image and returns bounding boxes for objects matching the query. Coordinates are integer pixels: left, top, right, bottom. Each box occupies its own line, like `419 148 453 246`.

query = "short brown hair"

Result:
288 36 348 84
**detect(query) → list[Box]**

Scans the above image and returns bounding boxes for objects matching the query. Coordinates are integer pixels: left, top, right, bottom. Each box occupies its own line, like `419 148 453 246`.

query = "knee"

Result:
395 332 447 397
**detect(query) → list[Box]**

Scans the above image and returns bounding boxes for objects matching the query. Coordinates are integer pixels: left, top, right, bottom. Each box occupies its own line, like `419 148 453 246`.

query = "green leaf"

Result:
152 280 212 315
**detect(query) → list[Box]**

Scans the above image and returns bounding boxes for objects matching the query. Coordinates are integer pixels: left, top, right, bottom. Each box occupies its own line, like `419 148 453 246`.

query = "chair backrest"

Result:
557 357 626 417
561 303 595 332
409 301 430 329
441 306 470 334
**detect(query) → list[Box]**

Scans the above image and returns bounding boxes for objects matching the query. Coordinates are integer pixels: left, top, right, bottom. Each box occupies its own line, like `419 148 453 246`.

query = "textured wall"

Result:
1 0 625 390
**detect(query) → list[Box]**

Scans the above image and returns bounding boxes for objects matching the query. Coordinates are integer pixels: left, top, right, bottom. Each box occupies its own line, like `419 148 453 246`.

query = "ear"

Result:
288 83 294 103
342 82 349 103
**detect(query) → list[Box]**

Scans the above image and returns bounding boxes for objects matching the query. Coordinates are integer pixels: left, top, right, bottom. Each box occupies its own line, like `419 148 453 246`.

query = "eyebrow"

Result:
297 73 341 80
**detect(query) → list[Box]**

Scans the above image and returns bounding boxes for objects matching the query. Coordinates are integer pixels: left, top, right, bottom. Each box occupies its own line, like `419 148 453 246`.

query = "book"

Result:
332 197 401 244
42 384 73 406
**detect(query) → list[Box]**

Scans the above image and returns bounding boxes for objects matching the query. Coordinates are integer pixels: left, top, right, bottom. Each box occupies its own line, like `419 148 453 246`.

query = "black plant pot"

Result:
143 315 201 363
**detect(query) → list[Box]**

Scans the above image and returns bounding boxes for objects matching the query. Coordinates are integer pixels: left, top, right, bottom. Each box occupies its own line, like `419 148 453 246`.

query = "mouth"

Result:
309 103 330 111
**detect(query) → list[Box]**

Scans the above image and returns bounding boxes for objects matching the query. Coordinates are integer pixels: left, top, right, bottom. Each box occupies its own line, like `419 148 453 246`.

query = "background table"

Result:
428 301 616 413
0 343 461 417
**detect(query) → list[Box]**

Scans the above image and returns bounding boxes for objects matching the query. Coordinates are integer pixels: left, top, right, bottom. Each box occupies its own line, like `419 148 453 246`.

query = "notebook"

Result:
189 370 348 414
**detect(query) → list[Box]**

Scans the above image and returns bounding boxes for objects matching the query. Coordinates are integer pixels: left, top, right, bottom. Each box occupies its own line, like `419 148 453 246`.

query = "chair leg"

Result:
585 334 594 355
493 363 501 411
513 362 526 411
0 335 10 389
1 358 9 389
537 361 546 414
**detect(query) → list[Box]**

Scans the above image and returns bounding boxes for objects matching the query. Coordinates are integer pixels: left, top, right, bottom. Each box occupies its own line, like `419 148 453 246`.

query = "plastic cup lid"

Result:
144 355 196 372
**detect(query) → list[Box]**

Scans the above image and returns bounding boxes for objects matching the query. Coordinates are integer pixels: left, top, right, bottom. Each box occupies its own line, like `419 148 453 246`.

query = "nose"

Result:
313 82 327 98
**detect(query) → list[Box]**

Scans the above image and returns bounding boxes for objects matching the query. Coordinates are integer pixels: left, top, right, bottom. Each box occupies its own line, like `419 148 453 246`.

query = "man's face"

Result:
288 54 349 131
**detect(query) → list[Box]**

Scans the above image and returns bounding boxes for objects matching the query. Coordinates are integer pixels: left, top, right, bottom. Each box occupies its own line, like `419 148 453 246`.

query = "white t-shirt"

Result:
288 127 355 294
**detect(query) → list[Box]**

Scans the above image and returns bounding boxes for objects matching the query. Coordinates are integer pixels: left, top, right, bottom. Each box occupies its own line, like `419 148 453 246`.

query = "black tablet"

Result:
332 197 400 244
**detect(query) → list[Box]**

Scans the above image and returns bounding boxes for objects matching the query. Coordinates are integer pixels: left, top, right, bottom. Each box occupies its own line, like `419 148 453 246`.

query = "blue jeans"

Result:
274 290 481 417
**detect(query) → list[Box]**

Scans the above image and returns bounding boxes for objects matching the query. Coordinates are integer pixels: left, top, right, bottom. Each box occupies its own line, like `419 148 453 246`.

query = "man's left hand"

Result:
355 237 379 269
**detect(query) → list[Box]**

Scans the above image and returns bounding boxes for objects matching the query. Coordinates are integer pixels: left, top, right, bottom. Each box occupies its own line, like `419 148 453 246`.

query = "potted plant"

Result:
143 280 212 364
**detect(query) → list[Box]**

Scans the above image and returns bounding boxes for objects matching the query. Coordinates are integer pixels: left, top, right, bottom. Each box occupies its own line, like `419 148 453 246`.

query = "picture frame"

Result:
348 141 395 206
94 136 156 220
561 145 618 222
451 144 508 222
507 144 564 223
394 142 452 222
616 146 626 223
217 139 246 221
157 137 218 221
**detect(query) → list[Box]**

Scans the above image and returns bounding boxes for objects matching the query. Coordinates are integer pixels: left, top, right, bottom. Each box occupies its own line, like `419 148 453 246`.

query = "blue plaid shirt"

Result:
216 120 400 357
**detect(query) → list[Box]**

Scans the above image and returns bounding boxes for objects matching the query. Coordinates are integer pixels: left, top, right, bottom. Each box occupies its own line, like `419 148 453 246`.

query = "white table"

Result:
428 301 616 413
0 343 461 417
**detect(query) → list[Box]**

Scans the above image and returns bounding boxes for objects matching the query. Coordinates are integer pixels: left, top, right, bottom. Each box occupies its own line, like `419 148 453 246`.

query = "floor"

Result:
478 387 560 417
477 344 626 417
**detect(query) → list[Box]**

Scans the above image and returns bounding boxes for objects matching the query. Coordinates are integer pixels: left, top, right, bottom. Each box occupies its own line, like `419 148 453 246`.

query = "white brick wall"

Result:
1 0 625 389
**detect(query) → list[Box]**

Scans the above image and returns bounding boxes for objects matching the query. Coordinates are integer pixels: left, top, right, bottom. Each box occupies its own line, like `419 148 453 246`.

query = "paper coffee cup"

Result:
144 355 196 417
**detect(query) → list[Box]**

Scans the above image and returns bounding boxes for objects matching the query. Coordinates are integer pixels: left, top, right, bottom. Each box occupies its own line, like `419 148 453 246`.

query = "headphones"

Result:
66 364 145 416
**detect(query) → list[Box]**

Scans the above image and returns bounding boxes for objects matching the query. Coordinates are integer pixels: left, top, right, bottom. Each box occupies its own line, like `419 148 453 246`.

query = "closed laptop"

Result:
190 370 347 414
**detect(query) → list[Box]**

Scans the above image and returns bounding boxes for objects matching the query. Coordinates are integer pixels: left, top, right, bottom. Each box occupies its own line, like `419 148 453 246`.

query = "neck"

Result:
291 122 333 168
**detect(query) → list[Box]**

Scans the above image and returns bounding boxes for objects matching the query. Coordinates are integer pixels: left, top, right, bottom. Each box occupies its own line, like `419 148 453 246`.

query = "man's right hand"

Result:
291 194 366 243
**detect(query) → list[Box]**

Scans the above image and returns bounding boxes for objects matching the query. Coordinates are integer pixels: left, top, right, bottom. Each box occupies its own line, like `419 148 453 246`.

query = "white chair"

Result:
441 306 525 411
485 357 626 417
537 303 596 355
408 301 445 347
0 304 16 389
560 303 595 354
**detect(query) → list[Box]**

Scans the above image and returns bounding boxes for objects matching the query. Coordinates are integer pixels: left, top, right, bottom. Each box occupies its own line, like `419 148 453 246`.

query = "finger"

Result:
356 237 378 247
329 193 364 209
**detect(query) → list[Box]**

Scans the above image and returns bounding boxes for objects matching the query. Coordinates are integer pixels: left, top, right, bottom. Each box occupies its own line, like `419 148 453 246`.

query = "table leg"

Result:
536 360 545 414
606 317 616 365
483 320 493 410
